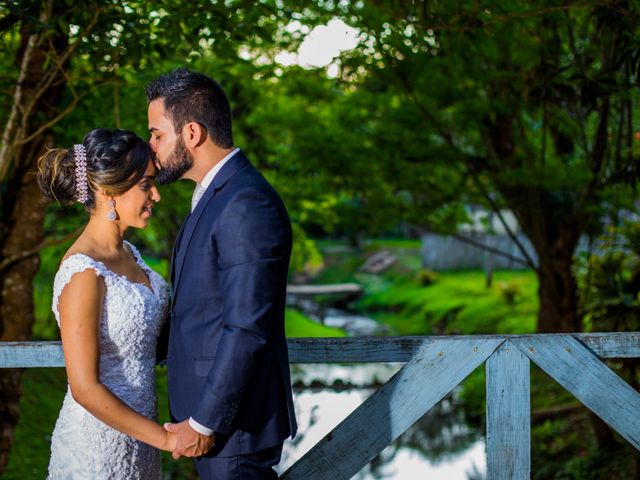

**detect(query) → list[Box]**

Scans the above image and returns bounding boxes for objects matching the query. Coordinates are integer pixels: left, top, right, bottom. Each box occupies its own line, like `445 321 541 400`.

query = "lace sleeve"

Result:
124 240 142 261
52 254 107 326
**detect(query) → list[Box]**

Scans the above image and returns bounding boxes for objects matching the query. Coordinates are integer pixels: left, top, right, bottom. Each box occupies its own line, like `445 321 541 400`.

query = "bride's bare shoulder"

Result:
61 238 99 263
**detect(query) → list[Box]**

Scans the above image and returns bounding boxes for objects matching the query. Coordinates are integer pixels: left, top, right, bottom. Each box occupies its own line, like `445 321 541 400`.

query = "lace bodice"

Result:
47 241 170 480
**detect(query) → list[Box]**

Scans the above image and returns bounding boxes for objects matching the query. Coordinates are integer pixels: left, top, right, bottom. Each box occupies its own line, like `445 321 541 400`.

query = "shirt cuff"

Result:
189 417 214 436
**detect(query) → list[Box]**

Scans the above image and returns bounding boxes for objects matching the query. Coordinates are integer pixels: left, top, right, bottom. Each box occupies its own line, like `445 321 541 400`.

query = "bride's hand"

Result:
164 431 177 452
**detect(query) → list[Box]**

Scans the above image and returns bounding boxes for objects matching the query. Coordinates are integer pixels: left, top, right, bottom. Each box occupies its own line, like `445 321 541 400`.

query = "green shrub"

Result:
416 268 438 286
498 281 521 305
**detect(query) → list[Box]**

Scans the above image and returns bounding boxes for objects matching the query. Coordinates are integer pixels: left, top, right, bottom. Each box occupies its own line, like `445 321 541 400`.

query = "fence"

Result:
1 333 639 479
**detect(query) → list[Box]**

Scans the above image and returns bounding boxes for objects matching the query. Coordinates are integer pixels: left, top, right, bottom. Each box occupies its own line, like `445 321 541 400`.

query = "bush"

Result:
416 268 438 286
498 281 521 305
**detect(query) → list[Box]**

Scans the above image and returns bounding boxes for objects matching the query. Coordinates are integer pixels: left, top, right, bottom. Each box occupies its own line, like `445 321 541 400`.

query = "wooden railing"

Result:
2 333 640 479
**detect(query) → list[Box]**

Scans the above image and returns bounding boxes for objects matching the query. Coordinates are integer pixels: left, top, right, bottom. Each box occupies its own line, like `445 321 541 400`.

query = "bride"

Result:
37 128 174 479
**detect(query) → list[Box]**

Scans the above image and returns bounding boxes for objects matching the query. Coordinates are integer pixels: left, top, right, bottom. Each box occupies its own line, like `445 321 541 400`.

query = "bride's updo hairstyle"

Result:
37 128 149 209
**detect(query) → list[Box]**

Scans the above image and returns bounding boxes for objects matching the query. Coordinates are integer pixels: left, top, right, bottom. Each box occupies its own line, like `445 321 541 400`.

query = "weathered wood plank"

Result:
281 337 505 480
286 333 640 363
574 332 640 358
286 283 363 295
514 336 640 450
287 337 434 363
486 340 530 479
0 341 64 368
0 333 638 369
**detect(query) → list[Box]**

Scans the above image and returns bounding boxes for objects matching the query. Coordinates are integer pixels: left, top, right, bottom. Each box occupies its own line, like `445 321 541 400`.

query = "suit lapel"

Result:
172 152 251 299
170 213 190 289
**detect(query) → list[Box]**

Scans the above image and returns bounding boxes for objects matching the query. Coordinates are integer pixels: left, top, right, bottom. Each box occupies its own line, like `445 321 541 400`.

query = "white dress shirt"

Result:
190 148 240 212
188 147 239 436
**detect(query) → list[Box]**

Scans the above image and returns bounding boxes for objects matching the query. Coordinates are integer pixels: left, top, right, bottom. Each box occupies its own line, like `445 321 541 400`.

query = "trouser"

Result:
194 443 283 480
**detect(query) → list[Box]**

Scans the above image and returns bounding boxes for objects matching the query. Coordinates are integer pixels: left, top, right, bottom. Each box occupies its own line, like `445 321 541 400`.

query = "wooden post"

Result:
486 340 530 479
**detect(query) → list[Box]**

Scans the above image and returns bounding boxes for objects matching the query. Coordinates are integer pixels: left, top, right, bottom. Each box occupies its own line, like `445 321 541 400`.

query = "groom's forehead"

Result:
148 98 165 117
148 100 171 129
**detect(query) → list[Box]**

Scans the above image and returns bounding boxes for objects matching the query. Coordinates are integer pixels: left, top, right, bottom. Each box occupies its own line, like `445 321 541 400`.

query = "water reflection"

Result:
279 364 486 479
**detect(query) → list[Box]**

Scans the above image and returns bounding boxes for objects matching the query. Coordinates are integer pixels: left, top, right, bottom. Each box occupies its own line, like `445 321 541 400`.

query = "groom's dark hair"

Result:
145 68 233 148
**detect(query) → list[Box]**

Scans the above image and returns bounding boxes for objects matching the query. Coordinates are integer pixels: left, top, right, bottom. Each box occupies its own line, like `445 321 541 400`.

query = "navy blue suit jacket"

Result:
163 151 297 457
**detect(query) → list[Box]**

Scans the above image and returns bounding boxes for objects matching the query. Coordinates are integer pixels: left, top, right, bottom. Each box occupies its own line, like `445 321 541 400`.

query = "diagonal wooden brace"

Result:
514 335 640 450
282 337 505 480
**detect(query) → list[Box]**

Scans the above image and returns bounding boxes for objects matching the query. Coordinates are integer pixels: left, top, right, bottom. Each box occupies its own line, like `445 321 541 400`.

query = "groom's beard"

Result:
155 136 194 185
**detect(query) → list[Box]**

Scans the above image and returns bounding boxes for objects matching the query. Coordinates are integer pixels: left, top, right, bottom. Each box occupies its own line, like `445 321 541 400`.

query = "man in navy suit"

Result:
147 68 297 479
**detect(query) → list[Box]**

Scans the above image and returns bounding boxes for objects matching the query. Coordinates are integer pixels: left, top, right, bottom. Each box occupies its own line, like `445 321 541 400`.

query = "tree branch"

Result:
0 226 83 274
581 96 610 204
449 232 532 268
0 18 39 179
395 68 457 150
20 8 101 130
472 176 538 270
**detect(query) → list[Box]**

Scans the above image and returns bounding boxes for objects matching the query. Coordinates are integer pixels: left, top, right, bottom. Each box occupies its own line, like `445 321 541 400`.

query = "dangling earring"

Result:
107 198 117 221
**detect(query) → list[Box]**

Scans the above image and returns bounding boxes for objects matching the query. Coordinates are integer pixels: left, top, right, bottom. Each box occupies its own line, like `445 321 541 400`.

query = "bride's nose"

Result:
151 186 161 202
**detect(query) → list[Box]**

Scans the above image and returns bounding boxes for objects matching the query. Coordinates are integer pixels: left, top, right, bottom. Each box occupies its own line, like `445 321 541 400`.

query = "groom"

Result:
147 68 297 478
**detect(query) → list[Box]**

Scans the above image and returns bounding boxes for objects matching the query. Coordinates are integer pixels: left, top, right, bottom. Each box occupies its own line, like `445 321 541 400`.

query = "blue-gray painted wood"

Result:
0 341 64 368
573 332 640 358
2 334 640 478
1 334 639 368
281 338 505 480
287 336 434 363
514 335 640 450
486 340 530 479
286 333 640 363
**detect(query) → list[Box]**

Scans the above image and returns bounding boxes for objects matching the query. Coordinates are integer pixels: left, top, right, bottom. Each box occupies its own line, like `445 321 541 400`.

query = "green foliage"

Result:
578 221 640 332
311 243 538 336
498 280 522 306
358 269 538 336
290 222 323 275
415 267 438 286
2 369 67 479
4 1 640 475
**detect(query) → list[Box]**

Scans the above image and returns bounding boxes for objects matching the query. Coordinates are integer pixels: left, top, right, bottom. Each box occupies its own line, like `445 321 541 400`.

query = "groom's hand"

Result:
164 420 215 459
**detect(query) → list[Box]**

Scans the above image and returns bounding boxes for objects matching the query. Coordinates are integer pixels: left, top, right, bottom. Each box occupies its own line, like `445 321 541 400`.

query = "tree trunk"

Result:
536 248 581 333
0 161 49 471
0 3 69 470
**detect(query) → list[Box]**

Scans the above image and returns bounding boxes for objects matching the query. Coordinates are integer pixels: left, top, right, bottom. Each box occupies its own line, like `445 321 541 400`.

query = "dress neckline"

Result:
60 241 155 295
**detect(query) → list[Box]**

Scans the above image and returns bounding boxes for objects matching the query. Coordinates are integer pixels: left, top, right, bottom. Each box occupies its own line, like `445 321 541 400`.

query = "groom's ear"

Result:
183 121 207 148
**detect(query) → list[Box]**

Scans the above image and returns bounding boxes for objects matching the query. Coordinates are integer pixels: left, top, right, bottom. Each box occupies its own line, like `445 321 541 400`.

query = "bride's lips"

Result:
142 205 153 218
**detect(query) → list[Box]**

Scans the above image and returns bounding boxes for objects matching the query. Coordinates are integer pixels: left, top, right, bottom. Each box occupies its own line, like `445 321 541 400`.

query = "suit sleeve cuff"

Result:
189 417 214 436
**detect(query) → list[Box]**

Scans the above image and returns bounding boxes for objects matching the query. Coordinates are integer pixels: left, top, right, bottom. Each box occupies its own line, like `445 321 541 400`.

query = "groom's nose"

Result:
149 150 162 170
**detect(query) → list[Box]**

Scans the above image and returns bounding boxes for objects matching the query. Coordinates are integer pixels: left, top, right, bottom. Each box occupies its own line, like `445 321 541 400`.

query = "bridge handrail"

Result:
1 333 639 480
1 333 639 368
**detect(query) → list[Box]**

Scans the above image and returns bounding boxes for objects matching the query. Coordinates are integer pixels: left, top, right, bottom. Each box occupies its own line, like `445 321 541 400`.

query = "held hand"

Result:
164 420 215 460
163 431 177 453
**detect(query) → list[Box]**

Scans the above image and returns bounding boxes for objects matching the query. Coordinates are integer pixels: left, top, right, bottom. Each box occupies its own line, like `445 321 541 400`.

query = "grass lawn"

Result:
285 308 346 337
357 269 538 336
310 242 538 337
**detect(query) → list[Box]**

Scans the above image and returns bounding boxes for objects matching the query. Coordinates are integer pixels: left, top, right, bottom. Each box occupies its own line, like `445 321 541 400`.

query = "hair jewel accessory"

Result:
73 144 89 204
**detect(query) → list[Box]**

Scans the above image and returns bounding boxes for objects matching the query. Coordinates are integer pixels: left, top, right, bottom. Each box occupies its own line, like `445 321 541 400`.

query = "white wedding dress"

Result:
47 241 170 480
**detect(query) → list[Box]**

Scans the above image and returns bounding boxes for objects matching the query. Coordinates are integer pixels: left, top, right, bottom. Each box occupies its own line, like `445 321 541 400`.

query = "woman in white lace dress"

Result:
37 128 175 479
